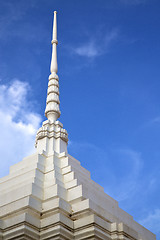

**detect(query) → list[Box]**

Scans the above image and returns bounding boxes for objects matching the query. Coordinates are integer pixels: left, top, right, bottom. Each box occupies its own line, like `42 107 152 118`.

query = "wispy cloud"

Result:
73 28 119 58
0 1 27 37
139 209 160 235
74 41 98 58
0 0 40 42
109 148 143 201
151 116 160 124
68 141 143 201
0 79 41 178
140 116 160 131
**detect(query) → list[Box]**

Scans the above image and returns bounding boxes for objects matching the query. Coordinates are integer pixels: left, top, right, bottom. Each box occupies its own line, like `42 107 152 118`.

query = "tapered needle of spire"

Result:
50 11 58 74
45 11 61 122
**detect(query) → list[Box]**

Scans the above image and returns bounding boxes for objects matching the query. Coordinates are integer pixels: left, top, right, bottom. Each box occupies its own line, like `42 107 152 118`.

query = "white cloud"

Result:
139 209 160 235
74 41 98 58
73 28 119 58
0 79 41 178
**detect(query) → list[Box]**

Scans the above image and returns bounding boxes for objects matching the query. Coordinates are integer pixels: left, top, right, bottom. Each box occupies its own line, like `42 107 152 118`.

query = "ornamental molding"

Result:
35 120 68 147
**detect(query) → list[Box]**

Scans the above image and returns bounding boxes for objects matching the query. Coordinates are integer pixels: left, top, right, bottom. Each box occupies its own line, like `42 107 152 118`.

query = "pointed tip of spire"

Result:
52 11 58 43
50 10 58 74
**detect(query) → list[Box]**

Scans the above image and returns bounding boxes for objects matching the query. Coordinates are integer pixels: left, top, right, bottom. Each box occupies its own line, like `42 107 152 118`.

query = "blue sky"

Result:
0 0 160 238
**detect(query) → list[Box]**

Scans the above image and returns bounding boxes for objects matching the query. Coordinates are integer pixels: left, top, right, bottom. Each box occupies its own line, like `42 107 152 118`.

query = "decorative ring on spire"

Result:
51 39 58 44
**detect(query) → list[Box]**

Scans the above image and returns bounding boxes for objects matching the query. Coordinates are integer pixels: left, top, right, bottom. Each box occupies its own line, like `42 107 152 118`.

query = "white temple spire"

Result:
45 11 61 122
36 11 68 154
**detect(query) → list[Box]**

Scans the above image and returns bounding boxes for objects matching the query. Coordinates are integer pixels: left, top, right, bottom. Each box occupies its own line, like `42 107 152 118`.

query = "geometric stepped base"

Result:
0 151 156 240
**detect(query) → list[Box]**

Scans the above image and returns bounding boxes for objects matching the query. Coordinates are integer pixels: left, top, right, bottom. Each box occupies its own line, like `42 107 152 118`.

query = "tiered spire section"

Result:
45 11 60 121
35 11 68 154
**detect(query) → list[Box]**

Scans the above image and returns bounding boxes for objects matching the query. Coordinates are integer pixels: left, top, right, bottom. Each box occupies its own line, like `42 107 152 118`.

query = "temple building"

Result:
0 12 156 240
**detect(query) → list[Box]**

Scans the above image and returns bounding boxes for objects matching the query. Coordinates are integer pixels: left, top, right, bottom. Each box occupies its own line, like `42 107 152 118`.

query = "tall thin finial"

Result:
45 11 61 121
50 11 58 74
